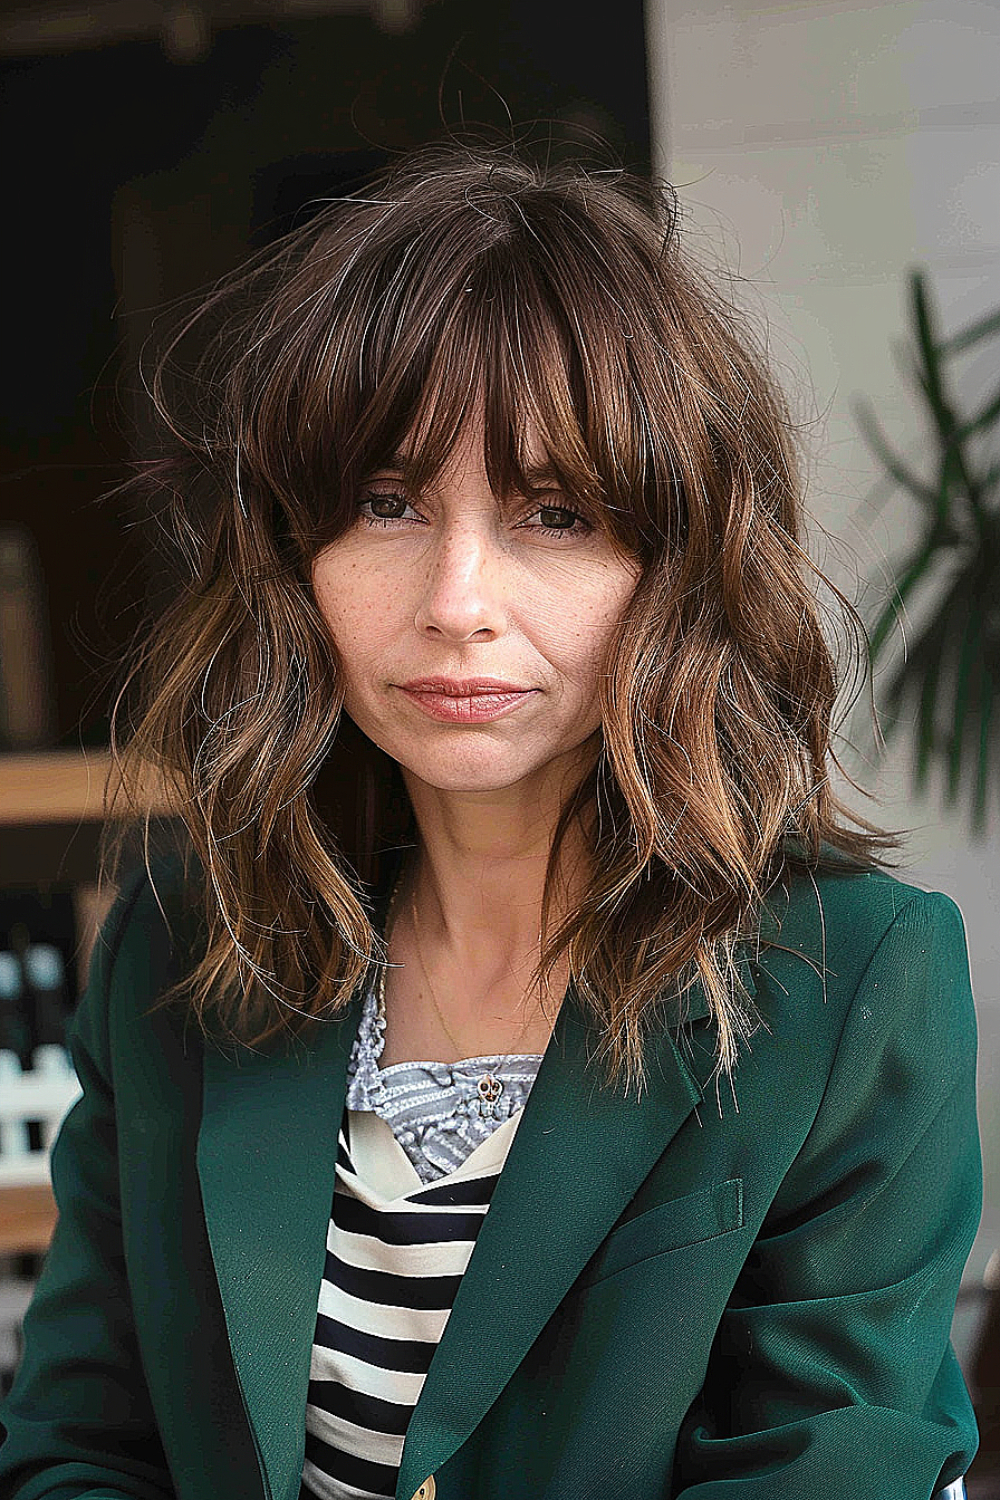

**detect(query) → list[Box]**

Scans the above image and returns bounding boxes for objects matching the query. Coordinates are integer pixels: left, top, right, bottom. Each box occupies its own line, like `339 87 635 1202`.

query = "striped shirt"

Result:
299 1103 526 1500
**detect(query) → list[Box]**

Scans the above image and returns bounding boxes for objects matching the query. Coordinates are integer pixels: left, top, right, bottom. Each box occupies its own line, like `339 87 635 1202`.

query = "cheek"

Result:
313 556 391 656
529 566 636 680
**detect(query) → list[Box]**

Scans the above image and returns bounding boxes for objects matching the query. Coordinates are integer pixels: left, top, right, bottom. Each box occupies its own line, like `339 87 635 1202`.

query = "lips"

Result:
396 678 536 724
399 677 530 695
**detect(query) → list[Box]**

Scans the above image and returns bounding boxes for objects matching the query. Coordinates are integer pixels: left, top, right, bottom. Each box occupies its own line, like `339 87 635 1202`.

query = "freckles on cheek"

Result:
553 581 636 685
314 558 374 637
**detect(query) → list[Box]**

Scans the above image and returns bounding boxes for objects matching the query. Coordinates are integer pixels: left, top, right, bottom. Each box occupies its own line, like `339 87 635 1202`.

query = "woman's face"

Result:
311 416 640 801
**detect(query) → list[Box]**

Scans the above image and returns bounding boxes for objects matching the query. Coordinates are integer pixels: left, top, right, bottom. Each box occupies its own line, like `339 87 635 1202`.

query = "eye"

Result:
357 489 418 526
523 504 592 537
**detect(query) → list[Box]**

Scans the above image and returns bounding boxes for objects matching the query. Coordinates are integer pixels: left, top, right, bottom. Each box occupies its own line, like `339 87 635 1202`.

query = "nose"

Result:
413 524 506 643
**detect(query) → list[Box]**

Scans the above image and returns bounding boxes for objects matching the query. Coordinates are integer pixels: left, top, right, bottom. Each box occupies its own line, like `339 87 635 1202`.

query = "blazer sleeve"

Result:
0 872 176 1500
672 888 982 1500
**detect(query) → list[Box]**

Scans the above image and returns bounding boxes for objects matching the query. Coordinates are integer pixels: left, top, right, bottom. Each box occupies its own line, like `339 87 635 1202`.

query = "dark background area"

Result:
0 0 651 749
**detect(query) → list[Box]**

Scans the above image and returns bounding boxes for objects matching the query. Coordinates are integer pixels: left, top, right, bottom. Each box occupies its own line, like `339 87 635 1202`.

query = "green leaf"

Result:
875 568 969 748
909 272 983 513
979 459 1000 497
853 398 940 511
910 271 958 445
938 304 1000 357
856 270 1000 834
957 381 1000 439
866 535 944 663
946 593 981 805
880 601 948 716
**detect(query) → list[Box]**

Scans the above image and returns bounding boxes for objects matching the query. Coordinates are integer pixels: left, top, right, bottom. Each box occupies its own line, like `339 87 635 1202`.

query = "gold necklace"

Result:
377 866 546 1120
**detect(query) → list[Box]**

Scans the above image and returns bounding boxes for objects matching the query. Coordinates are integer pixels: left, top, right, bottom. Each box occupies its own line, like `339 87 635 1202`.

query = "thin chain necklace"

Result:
376 866 547 1120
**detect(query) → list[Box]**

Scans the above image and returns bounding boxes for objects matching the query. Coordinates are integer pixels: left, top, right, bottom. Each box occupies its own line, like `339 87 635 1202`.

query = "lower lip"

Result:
398 688 535 723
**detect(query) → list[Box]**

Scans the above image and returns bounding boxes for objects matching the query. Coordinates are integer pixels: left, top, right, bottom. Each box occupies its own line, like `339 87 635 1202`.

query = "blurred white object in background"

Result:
0 1045 80 1188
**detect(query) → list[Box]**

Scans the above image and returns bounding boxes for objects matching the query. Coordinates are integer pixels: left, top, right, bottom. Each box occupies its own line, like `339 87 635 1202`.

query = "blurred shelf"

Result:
0 749 118 826
0 1183 57 1256
0 748 173 827
0 750 177 889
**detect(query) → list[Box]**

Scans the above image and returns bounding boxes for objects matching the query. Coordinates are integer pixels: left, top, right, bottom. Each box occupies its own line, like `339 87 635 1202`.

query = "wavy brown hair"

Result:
104 137 902 1096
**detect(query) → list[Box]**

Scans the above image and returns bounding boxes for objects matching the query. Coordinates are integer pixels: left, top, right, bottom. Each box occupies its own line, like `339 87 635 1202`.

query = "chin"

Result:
402 754 549 796
346 707 601 796
398 734 601 799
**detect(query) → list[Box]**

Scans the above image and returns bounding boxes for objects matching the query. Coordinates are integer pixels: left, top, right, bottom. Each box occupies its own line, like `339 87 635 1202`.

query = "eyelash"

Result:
357 490 592 539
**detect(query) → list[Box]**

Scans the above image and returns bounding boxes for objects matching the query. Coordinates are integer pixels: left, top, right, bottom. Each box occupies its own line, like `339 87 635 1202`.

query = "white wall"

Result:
645 0 1000 1303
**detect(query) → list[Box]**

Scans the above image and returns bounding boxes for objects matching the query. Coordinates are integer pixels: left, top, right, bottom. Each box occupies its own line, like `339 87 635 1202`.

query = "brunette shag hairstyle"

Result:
105 136 901 1096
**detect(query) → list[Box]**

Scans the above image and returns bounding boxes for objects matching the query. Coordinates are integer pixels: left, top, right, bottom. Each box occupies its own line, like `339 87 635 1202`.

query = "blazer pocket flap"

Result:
579 1178 744 1288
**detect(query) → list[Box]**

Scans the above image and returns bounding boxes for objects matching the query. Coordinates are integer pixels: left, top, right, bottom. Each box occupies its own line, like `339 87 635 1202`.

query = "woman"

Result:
0 141 980 1500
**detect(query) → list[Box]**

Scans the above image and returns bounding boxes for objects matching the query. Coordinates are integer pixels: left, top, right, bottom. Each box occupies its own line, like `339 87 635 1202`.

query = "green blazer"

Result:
0 851 982 1500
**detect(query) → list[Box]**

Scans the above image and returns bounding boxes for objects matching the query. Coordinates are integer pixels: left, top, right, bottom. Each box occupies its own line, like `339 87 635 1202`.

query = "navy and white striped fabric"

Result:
299 1105 525 1500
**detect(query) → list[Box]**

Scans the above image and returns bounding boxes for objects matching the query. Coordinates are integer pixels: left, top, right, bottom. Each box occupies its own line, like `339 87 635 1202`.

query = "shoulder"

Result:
762 844 967 968
75 853 207 1070
756 847 974 1070
92 852 205 993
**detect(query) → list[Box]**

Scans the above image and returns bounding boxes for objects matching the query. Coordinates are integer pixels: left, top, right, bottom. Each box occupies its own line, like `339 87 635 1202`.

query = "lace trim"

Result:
345 977 544 1183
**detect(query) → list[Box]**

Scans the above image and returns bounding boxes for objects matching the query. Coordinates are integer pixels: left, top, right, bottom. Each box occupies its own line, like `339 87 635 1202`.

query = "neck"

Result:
396 755 595 988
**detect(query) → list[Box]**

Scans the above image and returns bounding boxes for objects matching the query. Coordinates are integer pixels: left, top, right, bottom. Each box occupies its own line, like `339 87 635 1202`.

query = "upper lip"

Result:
399 677 533 695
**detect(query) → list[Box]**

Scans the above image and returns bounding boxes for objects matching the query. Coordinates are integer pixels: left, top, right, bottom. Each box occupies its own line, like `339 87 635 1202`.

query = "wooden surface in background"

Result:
0 1184 57 1255
0 749 171 826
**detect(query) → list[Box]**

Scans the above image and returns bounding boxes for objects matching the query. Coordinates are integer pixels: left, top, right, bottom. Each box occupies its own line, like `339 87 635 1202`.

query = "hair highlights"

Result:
104 140 901 1096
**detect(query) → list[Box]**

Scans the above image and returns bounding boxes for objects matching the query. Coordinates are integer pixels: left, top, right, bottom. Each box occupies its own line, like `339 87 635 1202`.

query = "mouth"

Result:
396 678 536 724
399 677 531 695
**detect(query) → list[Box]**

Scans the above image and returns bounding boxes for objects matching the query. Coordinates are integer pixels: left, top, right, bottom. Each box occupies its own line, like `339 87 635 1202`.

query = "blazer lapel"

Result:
395 960 756 1500
197 991 363 1500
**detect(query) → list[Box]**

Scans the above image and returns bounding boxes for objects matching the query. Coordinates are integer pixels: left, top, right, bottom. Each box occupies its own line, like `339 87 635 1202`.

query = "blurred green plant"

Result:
854 269 1000 838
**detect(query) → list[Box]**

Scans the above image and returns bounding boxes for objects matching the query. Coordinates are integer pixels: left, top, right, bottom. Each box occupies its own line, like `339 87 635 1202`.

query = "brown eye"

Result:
526 505 590 537
538 507 577 529
358 490 413 525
